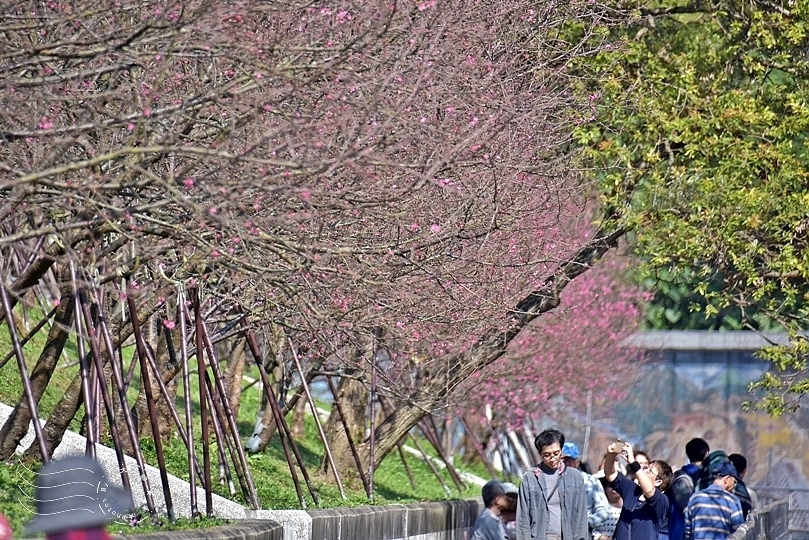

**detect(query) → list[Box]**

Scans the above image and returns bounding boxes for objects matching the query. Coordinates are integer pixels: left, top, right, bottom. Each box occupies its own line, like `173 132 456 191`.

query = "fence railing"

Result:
729 498 789 540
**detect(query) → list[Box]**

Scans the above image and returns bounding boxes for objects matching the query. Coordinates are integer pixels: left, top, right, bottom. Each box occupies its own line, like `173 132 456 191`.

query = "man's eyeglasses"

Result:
541 450 562 459
726 476 737 488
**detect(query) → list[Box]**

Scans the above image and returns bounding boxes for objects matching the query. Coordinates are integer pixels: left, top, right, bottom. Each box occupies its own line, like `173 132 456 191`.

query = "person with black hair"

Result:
516 428 588 540
605 440 672 540
474 479 508 540
668 438 710 540
695 450 753 519
727 453 757 516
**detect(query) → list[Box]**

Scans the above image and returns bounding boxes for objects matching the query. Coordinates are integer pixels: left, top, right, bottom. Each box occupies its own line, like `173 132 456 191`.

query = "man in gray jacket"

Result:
517 428 588 540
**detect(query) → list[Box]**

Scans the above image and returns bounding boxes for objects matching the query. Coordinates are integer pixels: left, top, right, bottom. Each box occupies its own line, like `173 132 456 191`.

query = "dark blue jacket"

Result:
668 463 700 540
609 472 669 540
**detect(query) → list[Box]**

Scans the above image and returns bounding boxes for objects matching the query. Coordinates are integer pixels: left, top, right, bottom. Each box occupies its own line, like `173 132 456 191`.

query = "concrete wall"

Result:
113 520 284 540
123 499 482 540
308 500 481 540
102 498 805 540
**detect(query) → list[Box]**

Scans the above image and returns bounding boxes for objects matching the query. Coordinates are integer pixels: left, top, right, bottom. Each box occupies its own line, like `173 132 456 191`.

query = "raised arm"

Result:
622 442 656 499
604 441 623 482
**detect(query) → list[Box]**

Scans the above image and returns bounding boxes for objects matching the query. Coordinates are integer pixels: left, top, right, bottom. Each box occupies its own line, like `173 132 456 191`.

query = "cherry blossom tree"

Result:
0 0 633 484
471 254 642 426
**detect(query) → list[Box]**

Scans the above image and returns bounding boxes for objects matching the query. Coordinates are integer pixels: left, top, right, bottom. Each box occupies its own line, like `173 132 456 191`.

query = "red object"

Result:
0 513 12 540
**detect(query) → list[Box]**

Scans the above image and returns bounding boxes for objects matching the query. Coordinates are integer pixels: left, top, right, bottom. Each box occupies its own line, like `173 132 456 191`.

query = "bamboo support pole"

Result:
190 287 214 516
288 340 346 499
126 293 169 518
0 305 57 370
460 415 499 478
177 289 199 517
0 285 49 462
77 294 134 496
69 263 96 458
423 414 465 491
197 313 260 509
238 313 318 507
203 372 238 496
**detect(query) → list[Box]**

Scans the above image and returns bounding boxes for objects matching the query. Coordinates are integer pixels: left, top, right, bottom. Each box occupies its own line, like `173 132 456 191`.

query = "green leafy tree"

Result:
570 1 809 413
639 267 783 330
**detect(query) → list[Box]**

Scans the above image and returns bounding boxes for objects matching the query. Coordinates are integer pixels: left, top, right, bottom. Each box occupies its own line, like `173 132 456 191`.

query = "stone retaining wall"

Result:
113 499 481 540
308 499 481 540
113 520 284 540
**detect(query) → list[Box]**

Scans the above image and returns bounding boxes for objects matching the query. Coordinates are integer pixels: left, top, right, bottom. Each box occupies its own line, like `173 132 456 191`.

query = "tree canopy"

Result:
0 0 637 488
572 0 809 413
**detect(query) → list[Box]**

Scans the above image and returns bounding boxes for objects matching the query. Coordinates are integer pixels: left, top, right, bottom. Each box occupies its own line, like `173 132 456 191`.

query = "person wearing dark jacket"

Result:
605 440 672 540
695 450 753 519
474 479 509 540
668 438 710 540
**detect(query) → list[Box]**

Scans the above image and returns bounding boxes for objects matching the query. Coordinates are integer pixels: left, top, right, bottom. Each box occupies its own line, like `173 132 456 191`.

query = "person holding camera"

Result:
604 440 672 540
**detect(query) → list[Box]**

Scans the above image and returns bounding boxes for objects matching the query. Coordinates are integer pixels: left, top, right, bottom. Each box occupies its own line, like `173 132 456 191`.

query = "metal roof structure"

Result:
621 330 793 351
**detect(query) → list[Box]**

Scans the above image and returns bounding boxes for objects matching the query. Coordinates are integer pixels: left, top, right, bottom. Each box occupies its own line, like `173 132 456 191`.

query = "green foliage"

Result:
571 0 809 413
0 457 34 535
0 315 78 419
638 266 785 330
569 0 809 411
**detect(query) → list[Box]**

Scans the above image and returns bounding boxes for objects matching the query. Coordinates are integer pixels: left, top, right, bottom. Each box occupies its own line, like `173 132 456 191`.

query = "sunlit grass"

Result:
0 329 487 536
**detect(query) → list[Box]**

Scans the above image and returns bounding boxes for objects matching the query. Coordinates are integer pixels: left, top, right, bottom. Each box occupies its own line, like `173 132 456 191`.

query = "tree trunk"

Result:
322 366 370 485
358 223 627 471
0 288 73 460
223 337 246 427
22 294 166 460
0 245 61 323
291 396 307 440
244 324 285 452
24 371 83 460
154 321 177 438
132 314 160 437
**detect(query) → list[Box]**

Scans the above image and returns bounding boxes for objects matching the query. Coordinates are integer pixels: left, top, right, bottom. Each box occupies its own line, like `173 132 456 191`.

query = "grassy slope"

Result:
0 316 487 536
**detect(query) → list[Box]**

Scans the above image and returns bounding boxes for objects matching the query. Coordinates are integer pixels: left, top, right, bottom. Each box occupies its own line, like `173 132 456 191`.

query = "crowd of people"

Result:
473 428 756 540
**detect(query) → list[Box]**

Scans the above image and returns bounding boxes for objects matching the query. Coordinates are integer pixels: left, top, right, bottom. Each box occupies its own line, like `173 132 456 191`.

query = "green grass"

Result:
0 456 228 537
0 325 487 537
